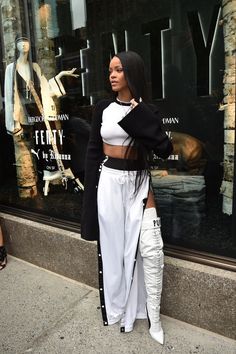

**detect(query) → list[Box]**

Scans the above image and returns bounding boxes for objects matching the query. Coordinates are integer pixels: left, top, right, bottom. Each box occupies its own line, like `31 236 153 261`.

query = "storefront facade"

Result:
0 0 235 339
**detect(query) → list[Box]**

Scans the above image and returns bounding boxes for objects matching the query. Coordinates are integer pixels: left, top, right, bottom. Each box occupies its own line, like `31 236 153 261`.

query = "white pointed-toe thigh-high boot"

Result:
139 207 164 345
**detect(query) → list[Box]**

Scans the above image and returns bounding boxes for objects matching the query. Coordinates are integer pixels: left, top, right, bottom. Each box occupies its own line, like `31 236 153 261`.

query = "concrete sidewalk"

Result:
0 257 235 354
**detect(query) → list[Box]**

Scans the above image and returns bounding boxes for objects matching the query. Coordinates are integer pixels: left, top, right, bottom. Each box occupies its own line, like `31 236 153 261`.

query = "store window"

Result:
0 0 235 260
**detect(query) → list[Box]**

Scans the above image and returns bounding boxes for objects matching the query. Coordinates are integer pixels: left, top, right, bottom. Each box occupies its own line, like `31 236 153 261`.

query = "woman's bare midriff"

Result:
103 142 156 208
103 142 137 159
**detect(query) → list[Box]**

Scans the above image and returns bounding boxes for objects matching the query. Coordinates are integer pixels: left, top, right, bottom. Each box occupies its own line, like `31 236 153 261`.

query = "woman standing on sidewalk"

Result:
81 51 172 344
0 224 7 270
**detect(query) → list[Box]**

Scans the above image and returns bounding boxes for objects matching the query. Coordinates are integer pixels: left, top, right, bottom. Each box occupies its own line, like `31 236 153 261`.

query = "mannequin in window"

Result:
4 35 79 198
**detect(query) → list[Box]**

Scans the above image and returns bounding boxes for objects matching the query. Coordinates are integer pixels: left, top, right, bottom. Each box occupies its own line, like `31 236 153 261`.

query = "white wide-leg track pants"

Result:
97 165 150 331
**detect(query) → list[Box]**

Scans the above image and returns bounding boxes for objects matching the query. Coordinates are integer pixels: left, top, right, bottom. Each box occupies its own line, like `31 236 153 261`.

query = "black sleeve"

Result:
118 102 173 159
81 100 106 241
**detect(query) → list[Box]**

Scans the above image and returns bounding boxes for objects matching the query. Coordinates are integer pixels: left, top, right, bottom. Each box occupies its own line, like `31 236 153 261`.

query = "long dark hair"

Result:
114 51 150 194
115 51 149 102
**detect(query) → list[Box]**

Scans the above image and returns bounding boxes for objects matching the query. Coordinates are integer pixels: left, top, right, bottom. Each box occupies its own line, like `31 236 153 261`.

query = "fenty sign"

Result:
81 3 222 100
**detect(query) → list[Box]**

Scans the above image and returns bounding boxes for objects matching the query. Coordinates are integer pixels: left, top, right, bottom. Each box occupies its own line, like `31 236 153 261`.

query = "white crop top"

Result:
100 100 133 146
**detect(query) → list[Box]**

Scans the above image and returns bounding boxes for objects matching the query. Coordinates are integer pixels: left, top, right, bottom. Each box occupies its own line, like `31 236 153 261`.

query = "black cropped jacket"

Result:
81 99 173 241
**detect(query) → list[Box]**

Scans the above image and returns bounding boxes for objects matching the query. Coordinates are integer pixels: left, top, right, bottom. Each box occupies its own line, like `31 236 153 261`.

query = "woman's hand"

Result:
130 98 139 109
56 68 79 80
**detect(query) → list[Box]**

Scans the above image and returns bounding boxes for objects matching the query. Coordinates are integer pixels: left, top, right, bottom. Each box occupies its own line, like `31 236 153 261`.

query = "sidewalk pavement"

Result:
0 257 235 354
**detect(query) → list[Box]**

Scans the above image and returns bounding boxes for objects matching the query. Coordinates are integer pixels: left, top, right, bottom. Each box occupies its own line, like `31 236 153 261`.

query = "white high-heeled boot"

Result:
139 207 164 345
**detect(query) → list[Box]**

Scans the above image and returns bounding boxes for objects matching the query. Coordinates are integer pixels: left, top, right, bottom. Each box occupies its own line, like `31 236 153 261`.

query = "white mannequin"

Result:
16 39 31 83
16 38 78 104
4 36 81 197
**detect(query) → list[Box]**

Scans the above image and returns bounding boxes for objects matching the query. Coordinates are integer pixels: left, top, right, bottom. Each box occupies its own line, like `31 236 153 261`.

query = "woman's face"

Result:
16 40 30 54
109 56 129 94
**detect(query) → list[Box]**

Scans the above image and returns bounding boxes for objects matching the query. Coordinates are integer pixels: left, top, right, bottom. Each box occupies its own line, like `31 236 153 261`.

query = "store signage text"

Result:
87 5 221 99
34 129 64 146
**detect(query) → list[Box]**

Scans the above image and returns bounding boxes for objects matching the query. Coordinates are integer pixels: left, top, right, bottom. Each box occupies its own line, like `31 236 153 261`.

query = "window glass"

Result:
0 0 235 259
